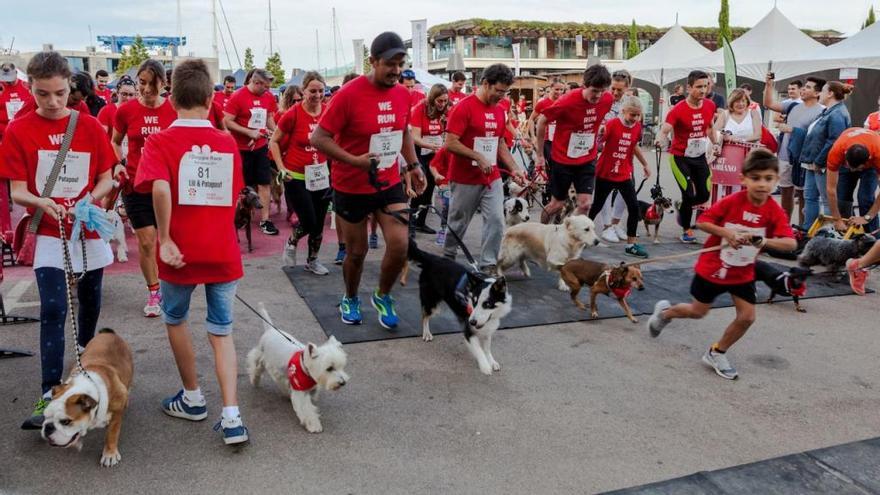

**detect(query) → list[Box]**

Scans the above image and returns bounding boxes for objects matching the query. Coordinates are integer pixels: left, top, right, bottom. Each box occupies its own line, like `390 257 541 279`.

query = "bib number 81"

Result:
198 167 210 179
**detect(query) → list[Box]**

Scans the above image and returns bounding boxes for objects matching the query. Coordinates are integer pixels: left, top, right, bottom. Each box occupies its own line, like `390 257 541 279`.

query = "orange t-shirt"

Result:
826 127 880 172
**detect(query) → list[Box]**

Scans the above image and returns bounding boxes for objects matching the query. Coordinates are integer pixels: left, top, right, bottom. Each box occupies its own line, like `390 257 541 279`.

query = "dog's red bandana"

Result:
784 274 807 297
605 271 632 299
287 350 317 391
645 204 661 221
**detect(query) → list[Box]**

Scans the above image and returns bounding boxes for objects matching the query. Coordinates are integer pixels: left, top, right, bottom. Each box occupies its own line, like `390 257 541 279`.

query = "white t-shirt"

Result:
34 235 113 272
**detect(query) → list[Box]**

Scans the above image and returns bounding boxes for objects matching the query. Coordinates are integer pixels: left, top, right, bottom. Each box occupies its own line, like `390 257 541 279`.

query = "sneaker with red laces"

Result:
144 291 162 317
846 258 868 296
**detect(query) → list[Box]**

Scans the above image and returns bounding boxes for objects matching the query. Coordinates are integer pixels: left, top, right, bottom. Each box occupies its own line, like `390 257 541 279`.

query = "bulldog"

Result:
41 328 134 467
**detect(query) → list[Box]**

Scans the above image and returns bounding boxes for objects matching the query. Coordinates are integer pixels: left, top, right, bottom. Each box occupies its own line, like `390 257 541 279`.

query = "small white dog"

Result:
504 197 530 226
247 304 349 433
106 207 128 263
497 215 600 289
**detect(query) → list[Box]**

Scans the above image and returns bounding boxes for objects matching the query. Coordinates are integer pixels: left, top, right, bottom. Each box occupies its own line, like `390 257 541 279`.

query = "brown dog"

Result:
235 186 263 252
559 259 644 323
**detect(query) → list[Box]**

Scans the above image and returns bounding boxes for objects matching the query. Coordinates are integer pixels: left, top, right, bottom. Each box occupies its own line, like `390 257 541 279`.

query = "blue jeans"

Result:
802 169 829 230
837 167 879 231
35 268 103 394
160 280 238 335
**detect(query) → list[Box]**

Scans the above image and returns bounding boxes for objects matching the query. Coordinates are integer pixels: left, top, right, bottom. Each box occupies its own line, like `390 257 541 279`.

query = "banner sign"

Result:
411 19 428 70
512 43 521 76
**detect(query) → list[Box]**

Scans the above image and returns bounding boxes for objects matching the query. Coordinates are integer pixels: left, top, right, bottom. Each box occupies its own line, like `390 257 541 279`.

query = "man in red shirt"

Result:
443 63 526 271
448 71 467 107
842 129 880 294
655 70 720 244
214 75 237 109
527 77 564 165
223 68 279 235
401 69 425 108
648 149 795 379
535 64 613 224
826 128 880 234
94 69 112 104
311 31 426 329
0 62 33 141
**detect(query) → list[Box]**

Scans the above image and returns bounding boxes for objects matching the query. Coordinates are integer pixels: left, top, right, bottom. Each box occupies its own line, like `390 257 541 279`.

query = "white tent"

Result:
768 21 880 79
622 23 711 87
412 68 451 89
639 7 825 84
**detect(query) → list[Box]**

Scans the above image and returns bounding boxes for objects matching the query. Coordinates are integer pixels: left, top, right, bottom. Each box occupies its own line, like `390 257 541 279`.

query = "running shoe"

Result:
625 244 649 259
601 228 620 244
435 228 447 247
680 230 698 244
647 300 671 338
369 233 379 249
144 291 162 318
260 220 279 236
213 416 249 445
335 246 346 265
614 224 628 240
339 296 362 325
847 258 868 296
161 390 208 421
370 291 399 330
702 348 739 380
282 237 297 267
305 259 329 276
21 396 50 430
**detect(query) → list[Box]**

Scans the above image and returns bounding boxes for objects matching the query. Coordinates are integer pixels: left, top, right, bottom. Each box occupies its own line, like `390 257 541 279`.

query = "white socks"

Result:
183 388 205 405
222 406 240 421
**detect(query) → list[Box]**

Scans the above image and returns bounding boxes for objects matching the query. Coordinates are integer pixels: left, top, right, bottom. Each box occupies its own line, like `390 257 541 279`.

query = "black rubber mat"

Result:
604 436 880 494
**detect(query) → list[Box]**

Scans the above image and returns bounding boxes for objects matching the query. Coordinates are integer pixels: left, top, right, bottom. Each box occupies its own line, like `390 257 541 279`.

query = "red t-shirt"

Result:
317 75 409 194
665 99 717 157
96 88 113 104
0 111 115 239
409 89 426 109
410 101 444 137
113 98 177 178
597 118 642 182
694 190 793 285
534 97 558 141
133 120 244 284
96 103 117 138
516 99 527 114
542 90 613 166
498 97 514 148
208 99 226 130
445 94 504 186
16 98 89 120
224 86 277 150
276 102 327 174
0 80 33 140
213 91 230 109
430 147 451 186
827 127 880 172
448 90 467 107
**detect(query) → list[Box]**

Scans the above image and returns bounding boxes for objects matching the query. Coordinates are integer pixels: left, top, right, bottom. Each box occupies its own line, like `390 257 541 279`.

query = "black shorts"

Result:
332 183 408 224
690 274 756 305
240 146 272 187
549 160 596 200
122 191 156 229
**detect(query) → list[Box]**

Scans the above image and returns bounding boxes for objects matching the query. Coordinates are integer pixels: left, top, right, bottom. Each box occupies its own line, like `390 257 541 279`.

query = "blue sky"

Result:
2 0 873 71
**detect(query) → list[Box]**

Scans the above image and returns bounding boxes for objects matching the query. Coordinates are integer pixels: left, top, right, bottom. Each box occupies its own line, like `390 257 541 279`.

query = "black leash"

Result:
234 295 300 346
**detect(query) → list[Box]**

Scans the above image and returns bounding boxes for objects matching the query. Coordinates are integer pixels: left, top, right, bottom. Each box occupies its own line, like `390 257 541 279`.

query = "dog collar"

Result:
287 350 317 392
604 271 632 299
778 272 807 297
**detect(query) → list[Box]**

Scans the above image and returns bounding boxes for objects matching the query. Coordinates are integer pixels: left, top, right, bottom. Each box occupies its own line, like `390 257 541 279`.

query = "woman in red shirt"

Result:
0 52 116 428
96 76 136 137
409 83 449 233
112 59 178 317
269 71 331 275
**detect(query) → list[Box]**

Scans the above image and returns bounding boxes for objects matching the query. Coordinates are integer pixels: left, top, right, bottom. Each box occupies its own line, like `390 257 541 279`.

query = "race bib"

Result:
685 137 709 158
471 136 499 167
305 161 330 191
567 132 595 159
369 130 403 170
247 107 267 130
421 135 443 155
548 123 556 141
719 223 765 268
178 145 234 206
5 100 24 121
36 150 90 198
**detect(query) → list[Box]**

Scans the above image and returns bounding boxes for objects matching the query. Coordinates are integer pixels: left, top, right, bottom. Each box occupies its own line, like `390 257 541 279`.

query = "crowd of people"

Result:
1 27 879 446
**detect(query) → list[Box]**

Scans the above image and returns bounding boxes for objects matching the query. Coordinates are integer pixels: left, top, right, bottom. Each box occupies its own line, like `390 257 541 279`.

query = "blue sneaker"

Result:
369 233 379 249
680 229 698 244
371 290 399 330
213 416 249 445
334 246 345 265
340 296 362 325
161 390 207 421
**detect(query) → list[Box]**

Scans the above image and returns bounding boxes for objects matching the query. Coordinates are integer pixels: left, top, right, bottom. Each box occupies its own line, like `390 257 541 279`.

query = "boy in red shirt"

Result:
648 149 796 380
134 59 248 445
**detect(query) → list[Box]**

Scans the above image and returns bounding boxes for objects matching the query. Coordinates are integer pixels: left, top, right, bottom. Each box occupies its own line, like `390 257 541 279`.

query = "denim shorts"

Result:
160 280 239 336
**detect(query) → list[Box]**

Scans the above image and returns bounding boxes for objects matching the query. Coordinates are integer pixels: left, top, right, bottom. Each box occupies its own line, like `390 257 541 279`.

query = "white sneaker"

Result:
601 228 620 244
648 300 671 338
304 259 330 276
702 348 739 380
614 224 627 240
143 291 162 318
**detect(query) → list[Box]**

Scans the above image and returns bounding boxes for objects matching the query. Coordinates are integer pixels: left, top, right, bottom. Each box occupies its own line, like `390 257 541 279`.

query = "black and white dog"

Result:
754 260 813 313
407 239 512 375
504 197 530 226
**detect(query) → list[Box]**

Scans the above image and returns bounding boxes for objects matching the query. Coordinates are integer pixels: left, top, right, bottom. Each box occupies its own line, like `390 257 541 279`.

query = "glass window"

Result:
461 36 474 57
624 39 652 57
65 57 85 72
514 38 539 59
475 36 513 58
432 38 454 60
554 38 577 59
594 39 614 60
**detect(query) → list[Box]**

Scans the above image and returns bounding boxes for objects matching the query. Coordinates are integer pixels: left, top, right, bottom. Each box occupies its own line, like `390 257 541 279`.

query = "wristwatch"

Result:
406 162 420 172
864 214 873 222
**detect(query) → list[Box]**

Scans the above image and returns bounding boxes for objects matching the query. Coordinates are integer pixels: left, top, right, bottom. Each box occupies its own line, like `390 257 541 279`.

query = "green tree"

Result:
243 48 255 71
265 52 285 87
718 0 731 47
627 19 641 59
116 35 150 76
864 6 876 29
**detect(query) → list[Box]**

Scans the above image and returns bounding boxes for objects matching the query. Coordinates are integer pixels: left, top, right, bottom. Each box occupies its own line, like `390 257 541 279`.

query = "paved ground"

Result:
1 159 878 494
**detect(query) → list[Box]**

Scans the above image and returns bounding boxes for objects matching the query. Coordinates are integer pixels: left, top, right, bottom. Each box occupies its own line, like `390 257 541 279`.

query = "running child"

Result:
134 59 248 445
588 96 651 258
647 149 796 380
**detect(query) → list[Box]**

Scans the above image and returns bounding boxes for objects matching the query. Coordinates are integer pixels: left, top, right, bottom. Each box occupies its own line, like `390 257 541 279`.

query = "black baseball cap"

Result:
371 32 407 60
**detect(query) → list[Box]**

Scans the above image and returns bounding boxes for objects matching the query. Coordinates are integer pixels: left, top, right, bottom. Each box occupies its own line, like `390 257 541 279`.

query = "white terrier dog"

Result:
106 206 128 263
247 303 349 433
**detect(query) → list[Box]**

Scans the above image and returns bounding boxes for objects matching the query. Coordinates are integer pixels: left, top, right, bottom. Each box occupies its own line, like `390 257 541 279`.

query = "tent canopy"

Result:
412 68 451 89
769 21 880 79
622 23 711 86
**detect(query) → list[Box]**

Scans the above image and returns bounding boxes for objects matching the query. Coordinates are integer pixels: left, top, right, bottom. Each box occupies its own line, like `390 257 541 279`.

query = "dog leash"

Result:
622 244 726 267
234 295 302 346
58 219 91 379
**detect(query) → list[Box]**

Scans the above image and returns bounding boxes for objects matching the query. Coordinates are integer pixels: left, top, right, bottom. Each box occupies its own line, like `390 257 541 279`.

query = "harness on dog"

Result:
604 271 632 299
287 350 317 392
777 272 807 297
644 204 661 222
455 273 474 315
